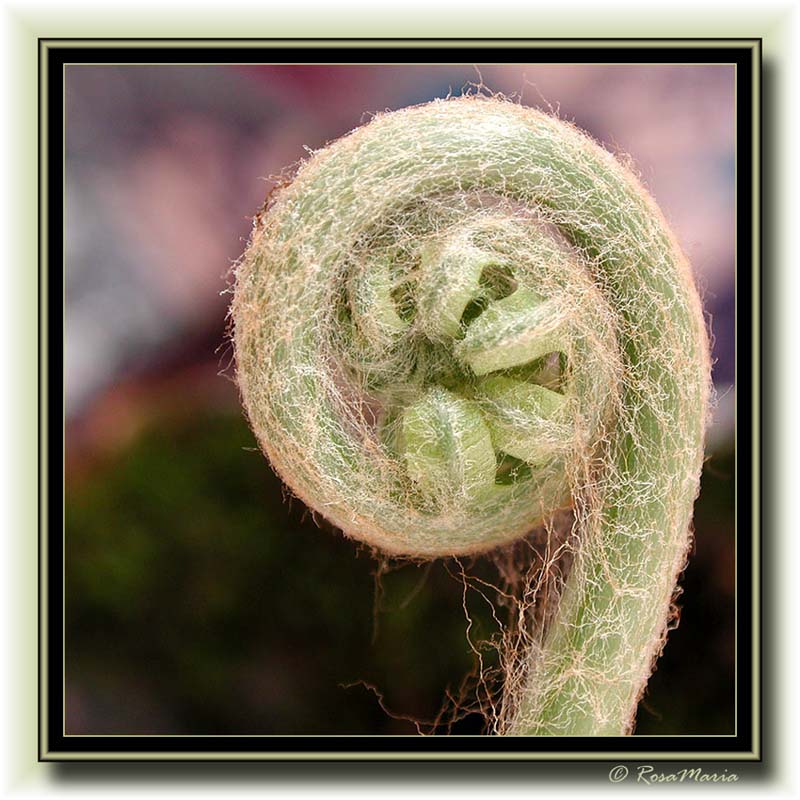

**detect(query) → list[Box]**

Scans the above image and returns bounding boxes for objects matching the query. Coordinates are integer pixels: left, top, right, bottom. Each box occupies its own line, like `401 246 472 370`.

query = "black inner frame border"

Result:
41 38 759 760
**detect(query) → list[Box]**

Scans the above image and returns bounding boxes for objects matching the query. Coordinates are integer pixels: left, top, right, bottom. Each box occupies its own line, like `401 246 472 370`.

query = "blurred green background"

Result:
65 64 735 735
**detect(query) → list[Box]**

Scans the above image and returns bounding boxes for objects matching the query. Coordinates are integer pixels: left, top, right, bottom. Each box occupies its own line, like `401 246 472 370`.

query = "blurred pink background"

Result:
66 64 734 463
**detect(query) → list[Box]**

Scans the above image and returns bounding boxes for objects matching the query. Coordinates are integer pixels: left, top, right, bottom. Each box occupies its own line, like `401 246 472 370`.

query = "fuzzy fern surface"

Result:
232 97 711 736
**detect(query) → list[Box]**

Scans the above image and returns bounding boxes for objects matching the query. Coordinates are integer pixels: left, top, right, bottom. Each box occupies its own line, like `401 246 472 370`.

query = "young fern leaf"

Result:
232 97 711 736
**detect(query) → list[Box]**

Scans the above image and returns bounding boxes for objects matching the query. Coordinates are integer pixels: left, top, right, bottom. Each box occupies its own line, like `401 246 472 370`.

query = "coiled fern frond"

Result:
232 96 711 736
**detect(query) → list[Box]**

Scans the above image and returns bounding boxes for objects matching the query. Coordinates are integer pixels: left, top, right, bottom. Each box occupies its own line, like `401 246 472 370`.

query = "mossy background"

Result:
67 402 734 735
65 64 735 735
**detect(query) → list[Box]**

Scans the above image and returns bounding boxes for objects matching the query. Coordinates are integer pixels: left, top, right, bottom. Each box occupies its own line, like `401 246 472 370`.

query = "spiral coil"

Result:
233 97 710 734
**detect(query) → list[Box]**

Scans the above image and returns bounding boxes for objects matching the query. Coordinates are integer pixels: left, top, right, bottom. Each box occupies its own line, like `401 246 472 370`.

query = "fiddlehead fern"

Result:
232 97 711 736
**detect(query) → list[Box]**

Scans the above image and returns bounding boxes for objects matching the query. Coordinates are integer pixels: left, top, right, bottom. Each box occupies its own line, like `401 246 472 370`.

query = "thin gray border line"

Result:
43 38 760 49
